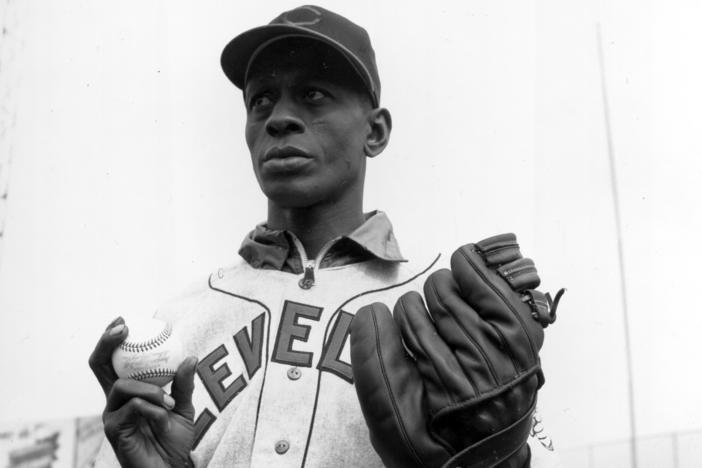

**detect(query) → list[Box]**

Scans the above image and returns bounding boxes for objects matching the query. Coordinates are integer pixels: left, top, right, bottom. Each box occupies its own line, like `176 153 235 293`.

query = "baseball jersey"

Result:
94 212 561 467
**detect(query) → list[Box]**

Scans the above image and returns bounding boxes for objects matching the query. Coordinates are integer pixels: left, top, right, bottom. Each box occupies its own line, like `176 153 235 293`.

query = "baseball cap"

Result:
221 5 381 107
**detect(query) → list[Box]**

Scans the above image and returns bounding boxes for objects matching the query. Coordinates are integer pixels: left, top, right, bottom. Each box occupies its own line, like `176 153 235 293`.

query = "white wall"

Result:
0 0 700 451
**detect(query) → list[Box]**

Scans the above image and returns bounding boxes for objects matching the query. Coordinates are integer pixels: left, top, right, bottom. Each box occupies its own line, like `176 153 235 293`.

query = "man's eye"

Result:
250 95 272 109
305 89 326 102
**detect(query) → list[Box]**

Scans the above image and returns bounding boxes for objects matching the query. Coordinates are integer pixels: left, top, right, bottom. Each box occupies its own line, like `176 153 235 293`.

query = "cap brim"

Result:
221 24 377 106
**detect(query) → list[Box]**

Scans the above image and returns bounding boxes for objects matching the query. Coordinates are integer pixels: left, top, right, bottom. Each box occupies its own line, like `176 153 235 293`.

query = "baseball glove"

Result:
350 233 564 468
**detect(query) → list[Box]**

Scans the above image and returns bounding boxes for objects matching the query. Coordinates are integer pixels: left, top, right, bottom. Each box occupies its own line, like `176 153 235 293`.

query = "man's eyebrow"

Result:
245 72 335 93
245 76 269 91
243 77 273 102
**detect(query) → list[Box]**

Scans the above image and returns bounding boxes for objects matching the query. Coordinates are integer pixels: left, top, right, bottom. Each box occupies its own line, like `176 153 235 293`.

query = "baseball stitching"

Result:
119 322 173 353
129 368 178 381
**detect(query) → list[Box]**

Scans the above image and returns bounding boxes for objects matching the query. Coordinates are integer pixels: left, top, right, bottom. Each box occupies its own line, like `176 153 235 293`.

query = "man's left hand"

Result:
350 233 564 468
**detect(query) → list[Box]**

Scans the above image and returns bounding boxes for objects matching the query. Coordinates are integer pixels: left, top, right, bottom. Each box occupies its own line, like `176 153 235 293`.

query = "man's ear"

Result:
364 108 392 158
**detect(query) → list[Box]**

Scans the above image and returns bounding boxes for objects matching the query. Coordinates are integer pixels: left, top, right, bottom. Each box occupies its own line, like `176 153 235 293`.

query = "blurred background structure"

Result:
1 1 701 466
562 429 702 467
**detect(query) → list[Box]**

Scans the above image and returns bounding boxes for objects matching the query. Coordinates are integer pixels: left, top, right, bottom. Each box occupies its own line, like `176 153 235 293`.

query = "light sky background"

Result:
0 0 701 454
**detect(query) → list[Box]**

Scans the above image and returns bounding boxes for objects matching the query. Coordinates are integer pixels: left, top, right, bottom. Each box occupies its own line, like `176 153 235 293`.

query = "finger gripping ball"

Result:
111 318 183 387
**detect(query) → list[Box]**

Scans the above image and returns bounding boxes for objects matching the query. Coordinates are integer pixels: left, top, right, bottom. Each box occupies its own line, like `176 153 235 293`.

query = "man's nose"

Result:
265 100 305 137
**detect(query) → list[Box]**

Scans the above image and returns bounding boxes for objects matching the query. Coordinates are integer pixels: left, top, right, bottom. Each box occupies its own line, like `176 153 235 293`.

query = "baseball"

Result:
111 318 184 387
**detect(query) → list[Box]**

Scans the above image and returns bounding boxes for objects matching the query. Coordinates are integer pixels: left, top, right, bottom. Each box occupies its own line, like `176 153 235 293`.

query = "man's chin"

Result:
261 185 322 209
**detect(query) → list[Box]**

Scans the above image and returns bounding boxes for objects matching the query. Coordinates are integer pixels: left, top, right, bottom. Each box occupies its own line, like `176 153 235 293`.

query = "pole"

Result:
671 432 679 468
596 22 638 468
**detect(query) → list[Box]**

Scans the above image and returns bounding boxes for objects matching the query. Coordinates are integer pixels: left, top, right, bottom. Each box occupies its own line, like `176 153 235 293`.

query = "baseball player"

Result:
88 6 564 467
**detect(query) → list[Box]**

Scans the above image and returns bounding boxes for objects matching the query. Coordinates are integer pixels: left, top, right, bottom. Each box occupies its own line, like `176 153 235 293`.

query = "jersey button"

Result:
275 440 290 454
287 367 301 380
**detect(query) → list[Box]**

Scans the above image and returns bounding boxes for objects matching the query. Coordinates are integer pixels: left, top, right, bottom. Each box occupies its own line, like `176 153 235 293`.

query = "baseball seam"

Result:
129 368 178 381
119 322 172 352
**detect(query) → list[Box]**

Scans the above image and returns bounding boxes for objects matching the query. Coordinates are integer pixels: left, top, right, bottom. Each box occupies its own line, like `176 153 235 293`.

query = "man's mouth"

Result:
263 146 312 162
261 146 313 172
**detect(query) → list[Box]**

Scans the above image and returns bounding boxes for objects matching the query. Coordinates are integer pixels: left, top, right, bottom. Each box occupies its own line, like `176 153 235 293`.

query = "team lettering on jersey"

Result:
192 301 354 447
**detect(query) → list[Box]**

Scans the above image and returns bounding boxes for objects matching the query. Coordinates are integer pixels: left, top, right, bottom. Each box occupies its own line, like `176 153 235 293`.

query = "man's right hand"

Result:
89 316 198 468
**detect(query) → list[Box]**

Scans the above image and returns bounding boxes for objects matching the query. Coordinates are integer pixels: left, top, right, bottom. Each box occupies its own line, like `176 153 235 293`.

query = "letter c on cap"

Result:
282 6 322 26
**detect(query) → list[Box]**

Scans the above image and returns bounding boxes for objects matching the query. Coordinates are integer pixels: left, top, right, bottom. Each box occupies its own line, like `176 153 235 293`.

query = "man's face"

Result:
244 39 373 208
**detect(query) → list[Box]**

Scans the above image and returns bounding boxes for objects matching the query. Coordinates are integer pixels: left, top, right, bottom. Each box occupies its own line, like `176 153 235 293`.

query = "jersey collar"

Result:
238 210 407 272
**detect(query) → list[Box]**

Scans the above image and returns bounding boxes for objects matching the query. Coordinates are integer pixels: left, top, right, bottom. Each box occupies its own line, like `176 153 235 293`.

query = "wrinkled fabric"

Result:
238 211 406 273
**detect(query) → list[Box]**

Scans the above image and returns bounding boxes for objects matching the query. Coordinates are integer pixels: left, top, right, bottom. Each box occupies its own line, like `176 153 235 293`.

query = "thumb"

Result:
171 356 198 420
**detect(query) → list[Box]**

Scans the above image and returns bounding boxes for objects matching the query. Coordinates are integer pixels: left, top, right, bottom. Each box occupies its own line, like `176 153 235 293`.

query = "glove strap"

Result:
440 402 535 468
522 288 566 328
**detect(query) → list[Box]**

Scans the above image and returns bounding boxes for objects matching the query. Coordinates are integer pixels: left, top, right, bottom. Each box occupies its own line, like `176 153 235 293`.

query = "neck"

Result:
267 196 365 259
